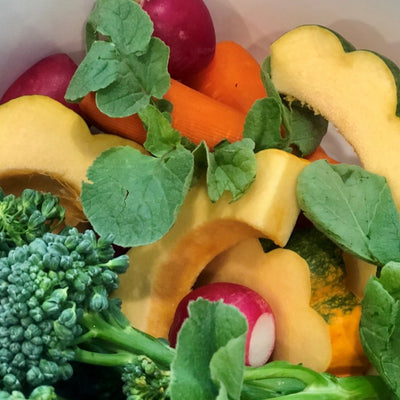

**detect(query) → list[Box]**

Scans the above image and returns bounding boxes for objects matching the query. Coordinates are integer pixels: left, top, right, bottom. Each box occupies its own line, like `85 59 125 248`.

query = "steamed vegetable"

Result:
0 95 143 227
114 149 309 337
139 0 216 80
0 53 81 115
78 79 247 149
296 160 400 396
285 227 369 376
169 282 276 367
183 40 267 114
269 24 400 211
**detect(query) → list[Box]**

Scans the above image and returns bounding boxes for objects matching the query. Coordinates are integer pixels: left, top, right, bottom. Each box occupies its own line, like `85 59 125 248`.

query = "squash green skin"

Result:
270 24 400 211
285 227 370 376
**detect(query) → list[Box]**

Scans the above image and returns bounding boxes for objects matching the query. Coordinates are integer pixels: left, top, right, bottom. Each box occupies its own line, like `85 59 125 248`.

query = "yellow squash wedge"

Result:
115 149 310 338
198 238 331 372
0 95 144 226
269 24 400 210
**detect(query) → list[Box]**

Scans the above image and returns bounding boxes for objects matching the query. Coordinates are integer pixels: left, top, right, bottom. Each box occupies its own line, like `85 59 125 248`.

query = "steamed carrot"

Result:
79 79 247 149
305 145 339 164
183 41 267 114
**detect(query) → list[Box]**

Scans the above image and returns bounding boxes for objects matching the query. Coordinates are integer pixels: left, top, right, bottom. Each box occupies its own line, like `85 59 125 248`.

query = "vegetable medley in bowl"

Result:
1 0 400 398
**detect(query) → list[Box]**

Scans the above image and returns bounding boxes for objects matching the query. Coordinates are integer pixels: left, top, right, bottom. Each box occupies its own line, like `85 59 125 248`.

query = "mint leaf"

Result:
140 104 181 157
360 261 400 397
207 139 257 202
65 0 170 117
296 160 400 266
170 299 247 400
81 146 194 247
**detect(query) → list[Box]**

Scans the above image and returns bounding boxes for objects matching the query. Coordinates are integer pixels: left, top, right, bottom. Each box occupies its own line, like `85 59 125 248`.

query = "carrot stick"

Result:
79 79 247 149
183 41 267 114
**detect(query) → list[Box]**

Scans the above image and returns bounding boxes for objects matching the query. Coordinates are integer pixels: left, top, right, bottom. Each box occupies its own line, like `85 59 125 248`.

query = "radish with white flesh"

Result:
139 0 216 80
169 282 276 367
0 53 82 115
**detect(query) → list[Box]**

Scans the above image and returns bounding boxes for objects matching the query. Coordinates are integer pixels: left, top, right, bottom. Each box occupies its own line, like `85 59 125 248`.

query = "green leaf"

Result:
81 146 194 247
296 160 400 266
207 139 257 202
243 56 328 156
65 41 120 101
169 299 247 400
65 0 170 116
243 98 289 153
281 99 328 155
140 104 181 157
94 37 170 117
360 261 400 397
86 0 153 55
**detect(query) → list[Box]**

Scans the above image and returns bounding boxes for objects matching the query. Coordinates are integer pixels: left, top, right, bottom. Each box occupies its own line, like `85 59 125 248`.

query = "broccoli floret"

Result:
121 355 170 400
0 188 65 256
0 385 60 399
0 226 174 396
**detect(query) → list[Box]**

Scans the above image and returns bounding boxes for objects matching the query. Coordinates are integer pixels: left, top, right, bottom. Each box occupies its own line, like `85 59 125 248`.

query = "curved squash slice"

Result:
198 238 331 372
0 95 144 226
270 25 400 209
116 149 309 338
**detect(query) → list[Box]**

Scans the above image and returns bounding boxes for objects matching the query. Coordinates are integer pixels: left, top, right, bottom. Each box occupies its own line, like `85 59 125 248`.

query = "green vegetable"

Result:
66 0 257 247
0 188 65 256
241 361 394 399
0 386 61 400
360 261 400 398
296 160 400 268
296 160 400 396
243 57 328 156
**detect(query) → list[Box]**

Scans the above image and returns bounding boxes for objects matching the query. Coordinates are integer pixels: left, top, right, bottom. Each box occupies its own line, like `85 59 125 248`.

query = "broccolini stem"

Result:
73 347 138 367
80 311 175 369
242 361 394 399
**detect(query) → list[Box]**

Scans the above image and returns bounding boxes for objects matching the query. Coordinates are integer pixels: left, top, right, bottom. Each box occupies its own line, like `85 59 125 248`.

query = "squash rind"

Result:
270 24 400 210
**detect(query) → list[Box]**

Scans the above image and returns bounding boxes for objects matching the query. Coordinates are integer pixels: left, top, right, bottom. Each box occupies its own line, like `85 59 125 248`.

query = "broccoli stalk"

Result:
0 226 175 397
241 361 395 399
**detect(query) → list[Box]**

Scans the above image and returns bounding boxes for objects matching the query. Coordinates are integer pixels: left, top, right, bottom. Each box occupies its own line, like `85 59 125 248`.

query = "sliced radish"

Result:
168 282 276 367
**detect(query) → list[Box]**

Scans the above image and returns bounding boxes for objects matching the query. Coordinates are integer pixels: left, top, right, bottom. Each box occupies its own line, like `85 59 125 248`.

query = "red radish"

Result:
140 0 216 80
169 282 276 367
0 53 82 115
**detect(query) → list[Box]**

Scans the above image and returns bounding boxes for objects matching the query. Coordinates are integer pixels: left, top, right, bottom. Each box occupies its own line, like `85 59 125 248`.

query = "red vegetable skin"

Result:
140 0 216 80
0 53 82 115
169 282 276 367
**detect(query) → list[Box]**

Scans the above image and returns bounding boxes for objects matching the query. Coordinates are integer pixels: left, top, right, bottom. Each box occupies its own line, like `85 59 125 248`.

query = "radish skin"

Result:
169 282 276 367
140 0 216 80
0 53 81 115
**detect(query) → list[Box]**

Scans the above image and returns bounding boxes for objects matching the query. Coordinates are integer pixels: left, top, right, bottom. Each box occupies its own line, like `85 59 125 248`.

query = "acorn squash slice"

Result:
115 149 310 339
0 95 144 226
269 24 400 210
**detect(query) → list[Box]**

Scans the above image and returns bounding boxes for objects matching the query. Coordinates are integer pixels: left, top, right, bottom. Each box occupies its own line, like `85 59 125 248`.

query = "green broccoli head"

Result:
0 188 65 256
0 385 60 400
0 227 129 392
122 355 170 400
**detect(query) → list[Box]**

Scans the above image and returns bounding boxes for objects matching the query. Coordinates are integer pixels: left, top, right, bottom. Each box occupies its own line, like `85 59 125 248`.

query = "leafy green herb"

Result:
65 0 170 117
296 160 400 267
66 0 258 246
360 261 400 399
81 145 194 247
296 160 400 396
170 299 247 400
243 56 328 156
